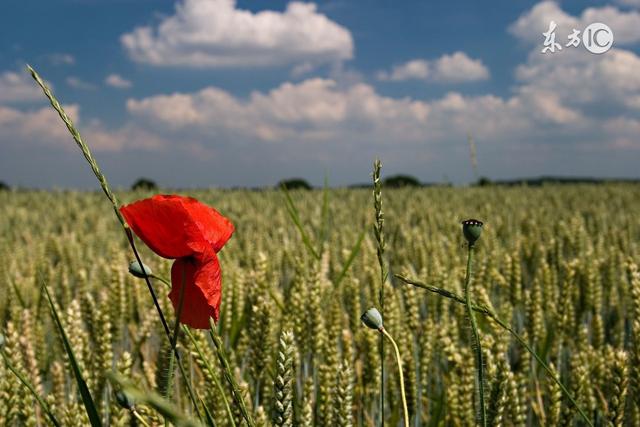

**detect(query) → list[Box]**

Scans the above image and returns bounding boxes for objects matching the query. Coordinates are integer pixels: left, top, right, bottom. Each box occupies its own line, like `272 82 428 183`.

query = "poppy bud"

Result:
128 260 152 278
361 307 383 331
462 219 483 246
114 389 135 409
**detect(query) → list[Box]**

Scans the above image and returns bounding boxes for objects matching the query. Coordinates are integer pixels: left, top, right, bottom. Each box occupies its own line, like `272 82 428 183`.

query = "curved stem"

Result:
209 319 256 427
183 328 236 427
396 274 594 427
1 350 62 427
128 234 202 419
464 246 486 427
380 328 409 427
131 408 151 427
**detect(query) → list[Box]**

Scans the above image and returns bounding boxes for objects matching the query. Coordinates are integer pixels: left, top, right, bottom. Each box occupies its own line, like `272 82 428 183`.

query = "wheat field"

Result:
1 182 640 426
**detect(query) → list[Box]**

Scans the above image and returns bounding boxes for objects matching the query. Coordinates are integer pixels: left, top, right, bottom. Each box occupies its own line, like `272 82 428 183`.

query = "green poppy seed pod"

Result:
462 219 483 246
361 307 383 331
114 389 135 409
128 260 152 278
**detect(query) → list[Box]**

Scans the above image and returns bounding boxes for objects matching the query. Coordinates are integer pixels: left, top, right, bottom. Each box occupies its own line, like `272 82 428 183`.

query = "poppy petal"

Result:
179 197 234 252
120 195 208 259
169 252 222 329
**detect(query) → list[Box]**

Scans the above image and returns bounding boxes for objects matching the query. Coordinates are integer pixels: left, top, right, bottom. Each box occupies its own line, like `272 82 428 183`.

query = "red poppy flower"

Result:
120 194 234 329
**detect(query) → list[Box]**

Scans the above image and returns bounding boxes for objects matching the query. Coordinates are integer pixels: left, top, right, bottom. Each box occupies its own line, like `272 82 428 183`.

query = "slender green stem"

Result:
150 274 172 287
1 350 62 427
29 65 204 421
183 328 236 427
396 274 594 427
150 273 239 427
373 159 385 426
28 65 125 227
171 266 188 350
464 245 486 427
132 408 151 427
208 319 256 427
380 328 409 427
128 234 202 420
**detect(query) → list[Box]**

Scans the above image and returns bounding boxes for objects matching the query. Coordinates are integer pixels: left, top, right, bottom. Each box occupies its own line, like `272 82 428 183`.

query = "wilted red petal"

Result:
179 196 234 252
169 251 222 329
120 195 211 259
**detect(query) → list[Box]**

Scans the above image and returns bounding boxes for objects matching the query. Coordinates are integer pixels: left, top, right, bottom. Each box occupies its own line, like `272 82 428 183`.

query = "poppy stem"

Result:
380 328 409 427
28 65 206 424
171 266 188 350
395 274 594 427
127 231 203 421
209 318 256 427
464 245 487 427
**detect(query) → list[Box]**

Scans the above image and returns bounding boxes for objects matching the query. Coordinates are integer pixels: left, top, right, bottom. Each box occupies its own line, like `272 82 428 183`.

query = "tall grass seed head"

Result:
462 219 483 246
361 308 383 331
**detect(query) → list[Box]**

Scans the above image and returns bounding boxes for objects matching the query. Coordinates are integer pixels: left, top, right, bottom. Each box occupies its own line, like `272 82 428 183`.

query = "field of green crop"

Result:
1 182 640 426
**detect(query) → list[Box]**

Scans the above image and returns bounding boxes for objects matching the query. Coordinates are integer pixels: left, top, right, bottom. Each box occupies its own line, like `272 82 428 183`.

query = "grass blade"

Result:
280 184 320 259
0 348 62 427
334 225 366 286
318 173 330 253
41 279 103 427
108 373 203 427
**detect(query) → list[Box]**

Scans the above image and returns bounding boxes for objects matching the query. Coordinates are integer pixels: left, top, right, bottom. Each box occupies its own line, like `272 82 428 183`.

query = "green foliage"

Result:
476 176 493 187
383 174 421 188
131 178 158 191
278 178 312 190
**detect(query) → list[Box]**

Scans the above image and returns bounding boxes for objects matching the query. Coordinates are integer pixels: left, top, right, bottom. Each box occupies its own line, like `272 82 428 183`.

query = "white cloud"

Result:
66 76 96 90
0 103 168 152
0 71 46 103
0 104 81 146
377 52 489 83
105 73 133 89
431 52 491 82
377 59 429 81
509 1 640 45
515 48 640 112
125 78 552 148
121 0 353 68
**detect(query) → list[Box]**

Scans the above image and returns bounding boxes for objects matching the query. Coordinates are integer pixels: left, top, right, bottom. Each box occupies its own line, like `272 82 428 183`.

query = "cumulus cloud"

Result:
515 48 640 112
0 102 166 152
0 71 47 103
125 78 564 149
377 52 489 83
105 73 133 89
0 104 81 147
509 1 640 45
121 0 353 68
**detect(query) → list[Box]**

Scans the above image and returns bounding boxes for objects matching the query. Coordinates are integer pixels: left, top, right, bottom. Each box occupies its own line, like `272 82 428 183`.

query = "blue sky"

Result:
1 0 639 188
